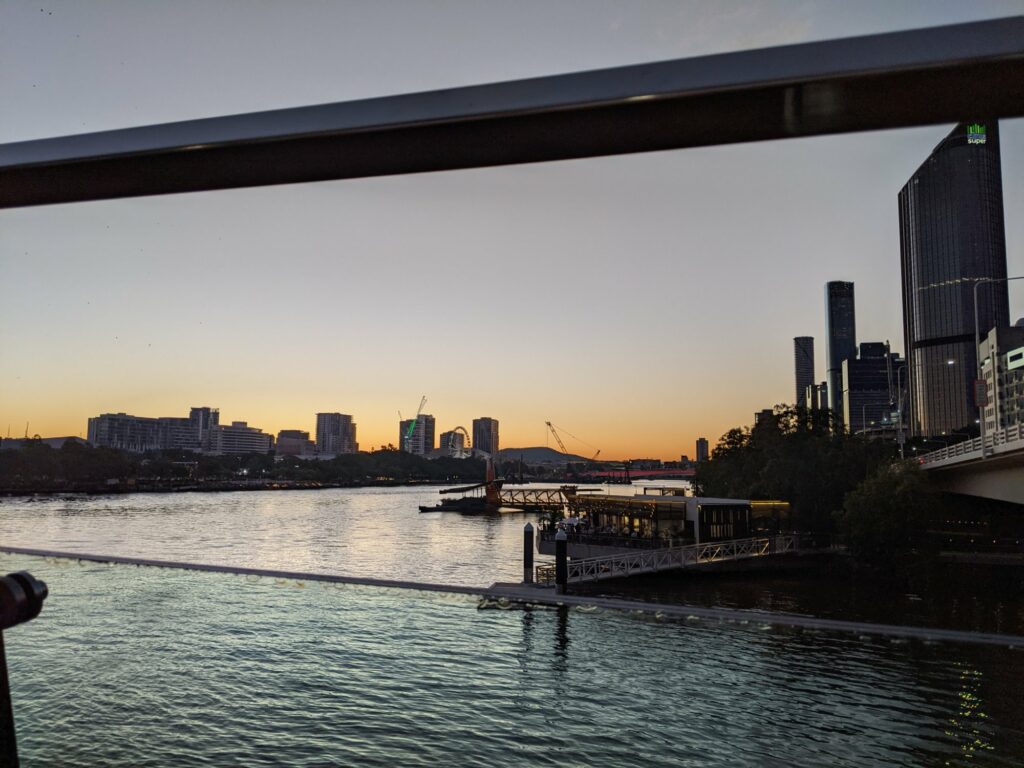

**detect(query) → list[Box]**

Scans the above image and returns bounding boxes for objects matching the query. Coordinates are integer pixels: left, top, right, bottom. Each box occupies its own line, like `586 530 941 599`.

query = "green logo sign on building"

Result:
967 123 987 144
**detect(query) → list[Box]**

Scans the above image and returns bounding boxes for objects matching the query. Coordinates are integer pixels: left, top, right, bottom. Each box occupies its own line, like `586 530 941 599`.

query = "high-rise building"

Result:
316 413 358 455
793 337 815 407
825 282 857 424
472 417 500 457
399 415 435 455
695 437 709 463
899 121 1008 437
842 343 905 434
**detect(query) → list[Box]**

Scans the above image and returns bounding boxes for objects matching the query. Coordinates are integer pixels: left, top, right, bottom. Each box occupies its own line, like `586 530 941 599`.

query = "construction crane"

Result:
546 421 601 461
545 421 569 455
403 396 428 450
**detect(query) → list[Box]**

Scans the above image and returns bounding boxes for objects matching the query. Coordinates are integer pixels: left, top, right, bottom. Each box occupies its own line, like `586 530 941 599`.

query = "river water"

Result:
1 487 1023 766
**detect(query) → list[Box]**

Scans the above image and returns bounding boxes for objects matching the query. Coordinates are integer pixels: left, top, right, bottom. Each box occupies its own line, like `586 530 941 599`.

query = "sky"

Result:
2 1 1023 459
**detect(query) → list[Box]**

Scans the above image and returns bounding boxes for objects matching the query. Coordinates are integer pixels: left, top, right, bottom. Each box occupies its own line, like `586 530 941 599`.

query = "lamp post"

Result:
973 275 1024 457
895 359 953 460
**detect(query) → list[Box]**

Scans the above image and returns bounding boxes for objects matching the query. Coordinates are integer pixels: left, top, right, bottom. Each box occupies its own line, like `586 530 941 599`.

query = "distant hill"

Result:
497 446 587 464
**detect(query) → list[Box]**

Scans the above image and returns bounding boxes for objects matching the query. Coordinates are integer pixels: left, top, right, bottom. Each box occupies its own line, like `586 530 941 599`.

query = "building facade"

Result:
979 324 1024 433
899 120 1008 437
399 415 435 455
841 343 905 434
793 336 815 408
88 406 220 453
472 417 499 457
276 429 317 457
207 422 273 455
825 282 857 424
88 413 162 452
804 381 829 412
316 413 358 455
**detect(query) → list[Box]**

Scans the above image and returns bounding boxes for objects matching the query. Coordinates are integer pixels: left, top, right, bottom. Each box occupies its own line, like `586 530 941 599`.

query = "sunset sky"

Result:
2 1 1023 459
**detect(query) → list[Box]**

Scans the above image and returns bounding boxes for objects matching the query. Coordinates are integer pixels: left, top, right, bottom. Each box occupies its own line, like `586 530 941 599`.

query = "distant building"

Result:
472 417 499 456
695 438 709 463
316 413 358 455
207 422 273 455
825 282 857 425
629 459 663 470
804 381 829 412
793 337 815 407
899 120 1008 436
399 414 435 455
88 406 219 453
753 409 774 427
276 429 316 457
88 413 161 452
842 343 905 434
979 323 1024 433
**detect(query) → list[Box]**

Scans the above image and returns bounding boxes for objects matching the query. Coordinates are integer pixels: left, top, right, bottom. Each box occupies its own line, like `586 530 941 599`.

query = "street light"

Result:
973 275 1024 457
893 358 956 460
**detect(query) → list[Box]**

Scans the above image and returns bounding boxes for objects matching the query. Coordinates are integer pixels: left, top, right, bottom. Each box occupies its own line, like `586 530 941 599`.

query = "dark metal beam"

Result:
2 16 1023 208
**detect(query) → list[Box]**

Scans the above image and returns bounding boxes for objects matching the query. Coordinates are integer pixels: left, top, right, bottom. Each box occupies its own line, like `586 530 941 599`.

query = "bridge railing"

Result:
919 424 1024 466
535 535 796 585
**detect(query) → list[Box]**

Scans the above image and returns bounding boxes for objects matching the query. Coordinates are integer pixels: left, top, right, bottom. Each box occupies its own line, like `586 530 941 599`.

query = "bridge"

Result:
535 535 797 585
918 425 1024 506
499 487 570 511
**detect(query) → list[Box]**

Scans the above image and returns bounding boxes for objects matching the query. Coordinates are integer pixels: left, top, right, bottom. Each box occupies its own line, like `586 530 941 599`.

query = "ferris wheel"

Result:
446 426 472 458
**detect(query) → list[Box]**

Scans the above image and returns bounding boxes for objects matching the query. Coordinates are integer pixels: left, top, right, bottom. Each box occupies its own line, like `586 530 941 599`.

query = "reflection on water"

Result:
0 486 547 585
3 554 1023 767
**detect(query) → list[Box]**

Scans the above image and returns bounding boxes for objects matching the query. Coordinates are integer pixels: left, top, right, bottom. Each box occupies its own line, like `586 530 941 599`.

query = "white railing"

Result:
563 535 796 584
918 424 1024 467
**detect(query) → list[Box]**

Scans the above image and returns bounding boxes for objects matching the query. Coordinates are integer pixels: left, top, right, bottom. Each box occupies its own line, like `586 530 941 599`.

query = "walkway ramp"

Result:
537 535 797 585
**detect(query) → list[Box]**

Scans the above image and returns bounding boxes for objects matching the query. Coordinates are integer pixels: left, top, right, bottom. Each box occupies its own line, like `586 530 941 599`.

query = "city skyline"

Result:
2 2 1023 459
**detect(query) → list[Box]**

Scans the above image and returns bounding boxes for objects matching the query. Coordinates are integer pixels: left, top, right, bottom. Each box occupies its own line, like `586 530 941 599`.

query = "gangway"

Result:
535 535 797 585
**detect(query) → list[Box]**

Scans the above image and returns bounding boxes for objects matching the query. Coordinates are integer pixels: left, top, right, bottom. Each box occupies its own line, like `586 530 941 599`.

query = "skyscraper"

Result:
899 121 1008 436
825 282 857 425
695 437 709 463
472 417 500 457
399 415 435 455
793 337 815 407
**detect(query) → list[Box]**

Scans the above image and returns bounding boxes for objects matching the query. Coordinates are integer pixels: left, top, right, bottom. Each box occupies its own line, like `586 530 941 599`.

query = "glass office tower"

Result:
898 121 1008 437
793 337 815 407
825 282 856 425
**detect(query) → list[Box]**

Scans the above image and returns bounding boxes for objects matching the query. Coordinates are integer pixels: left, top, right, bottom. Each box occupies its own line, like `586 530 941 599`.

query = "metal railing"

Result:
536 535 796 585
918 424 1024 466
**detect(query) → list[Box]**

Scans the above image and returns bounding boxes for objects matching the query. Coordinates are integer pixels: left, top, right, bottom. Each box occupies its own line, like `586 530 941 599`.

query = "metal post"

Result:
555 530 567 595
0 634 16 768
523 523 534 583
0 571 48 768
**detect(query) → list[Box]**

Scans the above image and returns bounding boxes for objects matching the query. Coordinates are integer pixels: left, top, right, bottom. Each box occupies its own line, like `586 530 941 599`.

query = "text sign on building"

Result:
1008 346 1024 372
967 123 987 144
974 379 989 407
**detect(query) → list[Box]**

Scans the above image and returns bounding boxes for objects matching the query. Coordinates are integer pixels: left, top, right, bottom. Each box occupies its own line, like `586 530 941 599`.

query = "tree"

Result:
837 462 932 561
